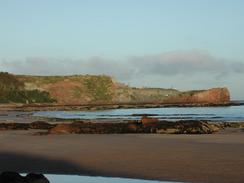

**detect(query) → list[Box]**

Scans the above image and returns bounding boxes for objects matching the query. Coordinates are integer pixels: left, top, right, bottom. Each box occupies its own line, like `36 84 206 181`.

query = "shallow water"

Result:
46 174 181 183
34 105 244 122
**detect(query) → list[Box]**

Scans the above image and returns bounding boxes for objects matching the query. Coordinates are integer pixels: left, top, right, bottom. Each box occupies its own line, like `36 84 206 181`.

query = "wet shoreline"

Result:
1 101 244 112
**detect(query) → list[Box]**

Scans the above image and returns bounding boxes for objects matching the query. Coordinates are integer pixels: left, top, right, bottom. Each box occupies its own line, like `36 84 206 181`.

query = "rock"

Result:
156 128 180 134
207 123 223 132
0 123 29 130
223 122 244 128
48 124 80 134
127 123 139 132
29 121 54 130
0 172 49 183
25 173 49 183
0 119 237 135
164 87 230 104
192 88 230 104
155 121 222 134
140 116 159 126
0 122 54 131
178 121 222 134
46 120 226 135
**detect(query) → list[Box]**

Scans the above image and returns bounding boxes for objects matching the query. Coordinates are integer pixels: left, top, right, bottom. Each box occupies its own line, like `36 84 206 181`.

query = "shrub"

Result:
0 72 56 103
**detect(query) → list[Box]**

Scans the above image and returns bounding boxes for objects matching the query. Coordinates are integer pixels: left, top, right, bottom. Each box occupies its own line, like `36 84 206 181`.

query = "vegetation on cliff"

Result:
18 74 115 104
83 75 115 101
0 72 230 104
0 72 56 103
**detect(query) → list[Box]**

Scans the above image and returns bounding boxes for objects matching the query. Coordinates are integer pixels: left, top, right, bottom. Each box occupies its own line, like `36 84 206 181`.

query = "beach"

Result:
1 129 244 183
1 1 244 182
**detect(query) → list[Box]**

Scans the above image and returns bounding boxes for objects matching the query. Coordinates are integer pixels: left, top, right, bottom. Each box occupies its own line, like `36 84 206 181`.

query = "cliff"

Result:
17 75 116 104
164 88 230 104
0 72 230 104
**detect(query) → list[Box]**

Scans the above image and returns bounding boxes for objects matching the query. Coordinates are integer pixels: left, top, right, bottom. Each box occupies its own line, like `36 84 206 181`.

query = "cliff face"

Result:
164 88 230 104
18 75 116 104
114 86 180 103
192 88 230 103
0 73 229 104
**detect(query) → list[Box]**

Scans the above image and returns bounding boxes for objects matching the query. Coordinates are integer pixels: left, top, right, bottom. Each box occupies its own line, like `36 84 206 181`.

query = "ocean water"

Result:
34 105 244 122
46 174 182 183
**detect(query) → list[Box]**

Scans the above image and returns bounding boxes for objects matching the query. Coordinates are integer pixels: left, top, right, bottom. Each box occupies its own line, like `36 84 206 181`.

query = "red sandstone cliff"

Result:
15 75 230 105
164 87 230 104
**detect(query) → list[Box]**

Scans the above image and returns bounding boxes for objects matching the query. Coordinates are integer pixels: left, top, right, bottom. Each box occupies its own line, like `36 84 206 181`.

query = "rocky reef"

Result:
1 117 243 135
0 172 49 183
48 119 224 135
0 121 55 131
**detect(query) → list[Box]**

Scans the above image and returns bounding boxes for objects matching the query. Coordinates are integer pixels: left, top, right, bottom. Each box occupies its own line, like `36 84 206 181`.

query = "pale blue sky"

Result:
0 0 244 99
0 0 244 59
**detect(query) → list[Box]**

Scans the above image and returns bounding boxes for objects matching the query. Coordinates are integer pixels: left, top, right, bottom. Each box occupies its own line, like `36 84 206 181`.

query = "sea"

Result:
34 105 244 122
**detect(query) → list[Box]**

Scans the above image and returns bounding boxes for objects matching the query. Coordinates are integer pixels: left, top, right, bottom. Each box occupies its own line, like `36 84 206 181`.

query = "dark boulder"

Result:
29 121 55 130
140 115 159 126
0 172 49 183
0 123 29 131
25 173 49 183
48 124 80 134
0 171 24 183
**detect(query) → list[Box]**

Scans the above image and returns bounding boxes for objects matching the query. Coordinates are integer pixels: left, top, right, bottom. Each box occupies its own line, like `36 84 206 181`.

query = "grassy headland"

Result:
0 72 230 105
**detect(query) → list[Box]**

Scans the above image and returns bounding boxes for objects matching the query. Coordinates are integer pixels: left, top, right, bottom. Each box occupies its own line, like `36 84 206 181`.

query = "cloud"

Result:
0 57 133 81
129 50 236 76
0 49 243 80
1 49 244 99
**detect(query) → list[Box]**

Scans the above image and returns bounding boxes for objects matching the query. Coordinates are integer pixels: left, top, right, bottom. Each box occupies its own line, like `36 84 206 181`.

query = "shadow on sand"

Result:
0 151 99 176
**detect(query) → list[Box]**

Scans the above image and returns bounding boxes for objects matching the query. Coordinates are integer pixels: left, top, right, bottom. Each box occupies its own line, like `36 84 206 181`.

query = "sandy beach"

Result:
0 129 244 183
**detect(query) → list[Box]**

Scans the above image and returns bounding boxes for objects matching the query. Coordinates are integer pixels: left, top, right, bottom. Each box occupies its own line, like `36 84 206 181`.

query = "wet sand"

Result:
0 130 244 183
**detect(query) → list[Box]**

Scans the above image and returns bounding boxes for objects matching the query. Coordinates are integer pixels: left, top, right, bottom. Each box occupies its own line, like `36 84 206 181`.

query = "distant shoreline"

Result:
0 101 243 111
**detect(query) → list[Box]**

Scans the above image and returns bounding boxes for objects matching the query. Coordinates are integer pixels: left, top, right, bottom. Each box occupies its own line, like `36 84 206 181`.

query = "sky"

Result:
0 0 244 99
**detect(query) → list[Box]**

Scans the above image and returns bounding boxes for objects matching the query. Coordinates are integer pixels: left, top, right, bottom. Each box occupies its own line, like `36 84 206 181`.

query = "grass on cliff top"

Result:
17 74 113 85
83 75 114 101
18 74 116 102
17 75 71 85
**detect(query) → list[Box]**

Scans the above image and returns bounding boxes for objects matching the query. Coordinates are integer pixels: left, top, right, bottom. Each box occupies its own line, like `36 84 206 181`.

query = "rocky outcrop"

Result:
140 115 159 126
49 123 81 134
0 172 49 183
47 120 225 135
191 87 230 103
0 121 55 131
2 118 242 135
155 121 223 134
0 123 29 130
29 121 55 129
164 87 230 104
